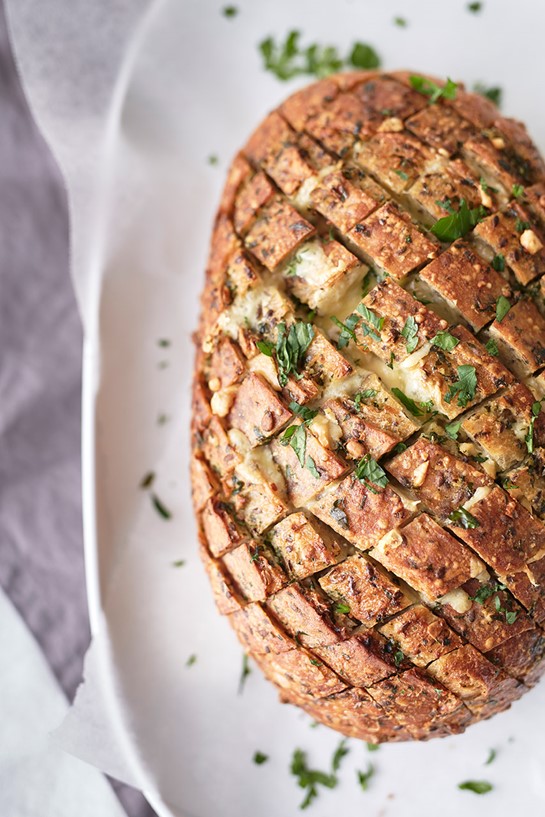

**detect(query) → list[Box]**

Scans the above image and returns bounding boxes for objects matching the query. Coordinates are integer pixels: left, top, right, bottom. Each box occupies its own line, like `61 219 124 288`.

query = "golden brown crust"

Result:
193 70 545 743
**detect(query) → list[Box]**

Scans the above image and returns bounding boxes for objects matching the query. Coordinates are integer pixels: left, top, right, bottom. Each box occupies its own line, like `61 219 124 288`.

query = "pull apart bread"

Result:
191 70 545 742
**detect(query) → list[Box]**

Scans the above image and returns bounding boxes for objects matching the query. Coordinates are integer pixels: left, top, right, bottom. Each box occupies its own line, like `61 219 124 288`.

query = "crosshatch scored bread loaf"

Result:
191 70 545 742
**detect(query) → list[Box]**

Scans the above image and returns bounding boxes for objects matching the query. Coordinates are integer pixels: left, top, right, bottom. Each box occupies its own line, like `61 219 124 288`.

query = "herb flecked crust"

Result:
191 70 545 743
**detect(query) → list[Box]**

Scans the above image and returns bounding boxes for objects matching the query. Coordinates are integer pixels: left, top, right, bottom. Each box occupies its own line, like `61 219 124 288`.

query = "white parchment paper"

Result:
6 1 545 815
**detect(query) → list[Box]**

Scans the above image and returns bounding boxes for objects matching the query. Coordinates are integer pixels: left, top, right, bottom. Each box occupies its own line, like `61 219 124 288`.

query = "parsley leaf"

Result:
409 75 458 104
357 764 375 791
331 313 360 349
256 339 274 356
254 751 269 765
393 16 408 27
491 253 505 271
485 338 499 356
391 387 432 417
354 454 388 492
332 739 350 772
485 748 497 765
306 456 321 479
281 423 308 466
356 303 385 342
290 748 337 809
335 601 351 615
349 42 381 70
512 183 525 198
444 364 477 407
447 506 480 529
238 653 252 694
394 649 405 667
445 420 462 440
354 388 378 410
275 321 314 386
431 331 460 352
473 83 502 107
259 31 381 81
401 315 419 353
151 493 172 520
289 401 318 425
458 780 493 795
222 5 238 16
140 471 155 489
467 1 482 11
526 400 542 454
495 295 511 323
186 654 197 667
367 742 380 752
431 199 486 241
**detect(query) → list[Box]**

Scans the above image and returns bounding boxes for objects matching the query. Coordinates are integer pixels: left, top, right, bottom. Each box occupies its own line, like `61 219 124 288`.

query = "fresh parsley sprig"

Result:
259 31 380 81
409 75 458 104
354 454 389 493
444 364 477 407
431 199 487 242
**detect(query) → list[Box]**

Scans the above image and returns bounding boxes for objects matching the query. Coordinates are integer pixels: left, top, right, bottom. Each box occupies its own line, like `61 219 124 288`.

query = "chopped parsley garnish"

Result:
354 388 378 410
208 154 219 165
335 602 351 615
332 739 350 772
172 559 186 568
431 331 460 352
467 1 482 11
239 653 252 694
157 338 171 347
331 313 360 349
391 387 433 417
259 31 380 81
309 658 322 667
349 42 381 69
445 420 462 440
458 780 493 795
495 295 511 323
473 83 502 107
290 748 337 809
151 493 172 520
493 594 518 624
512 183 525 198
447 506 480 529
256 339 274 356
387 351 395 369
354 454 389 492
515 217 531 233
485 748 497 765
140 471 155 489
330 500 349 529
275 321 315 386
444 364 477 407
431 199 486 242
254 751 269 765
485 338 499 356
394 169 409 180
367 742 380 752
491 253 505 271
401 315 419 353
409 75 458 104
526 400 542 454
289 401 318 424
356 303 385 341
356 764 375 791
392 442 407 455
281 423 308 466
393 16 408 27
157 412 170 425
394 649 405 667
186 654 197 667
306 456 321 479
